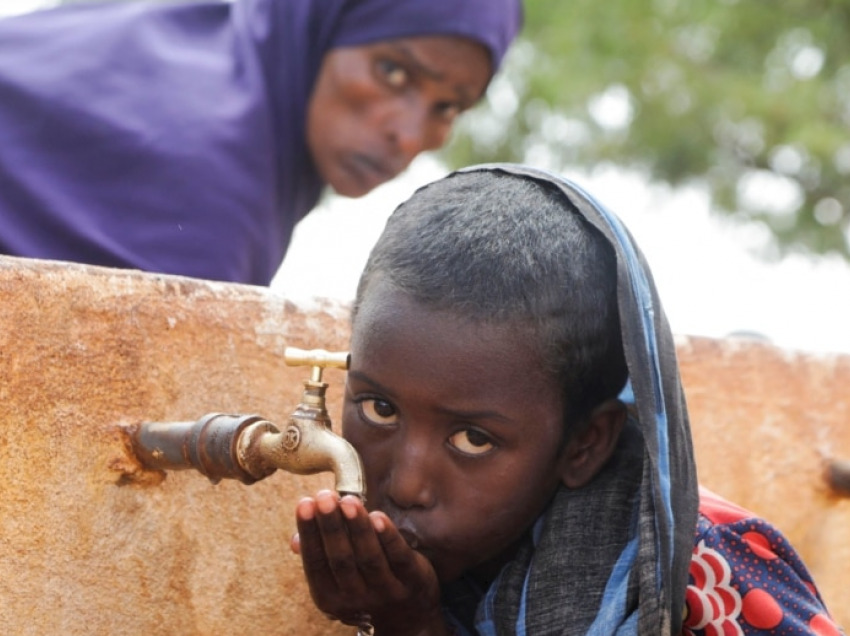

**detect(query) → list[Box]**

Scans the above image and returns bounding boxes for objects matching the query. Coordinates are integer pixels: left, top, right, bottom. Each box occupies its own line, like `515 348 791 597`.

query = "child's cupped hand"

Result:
291 489 446 636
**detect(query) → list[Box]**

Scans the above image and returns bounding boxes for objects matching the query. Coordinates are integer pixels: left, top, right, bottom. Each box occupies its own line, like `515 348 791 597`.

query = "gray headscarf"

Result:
443 164 700 636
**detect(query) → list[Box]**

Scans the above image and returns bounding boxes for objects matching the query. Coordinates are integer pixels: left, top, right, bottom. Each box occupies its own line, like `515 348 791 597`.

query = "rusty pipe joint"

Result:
132 413 267 485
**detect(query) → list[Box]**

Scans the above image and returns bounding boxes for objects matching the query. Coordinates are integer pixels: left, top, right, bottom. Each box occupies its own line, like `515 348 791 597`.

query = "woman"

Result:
0 0 521 285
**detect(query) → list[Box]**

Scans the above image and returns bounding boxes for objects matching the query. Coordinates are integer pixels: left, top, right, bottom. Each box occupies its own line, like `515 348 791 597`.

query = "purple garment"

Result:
0 0 522 285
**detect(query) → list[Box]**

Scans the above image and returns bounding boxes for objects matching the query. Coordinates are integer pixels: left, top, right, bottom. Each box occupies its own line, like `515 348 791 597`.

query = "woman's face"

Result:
306 35 492 197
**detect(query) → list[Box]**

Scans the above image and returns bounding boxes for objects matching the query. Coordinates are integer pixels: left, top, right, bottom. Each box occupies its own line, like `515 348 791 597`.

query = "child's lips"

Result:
396 524 438 561
397 527 422 550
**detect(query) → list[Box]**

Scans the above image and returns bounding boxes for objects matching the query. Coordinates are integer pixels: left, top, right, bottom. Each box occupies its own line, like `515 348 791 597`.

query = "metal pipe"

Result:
132 413 270 485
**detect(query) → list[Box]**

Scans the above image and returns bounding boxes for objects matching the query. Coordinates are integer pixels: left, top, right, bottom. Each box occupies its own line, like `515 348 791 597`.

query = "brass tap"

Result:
237 347 365 497
130 347 366 499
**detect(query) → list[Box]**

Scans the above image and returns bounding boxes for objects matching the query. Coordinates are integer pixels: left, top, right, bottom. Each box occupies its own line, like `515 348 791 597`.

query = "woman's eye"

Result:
378 59 408 88
448 429 495 456
436 102 462 122
359 398 398 427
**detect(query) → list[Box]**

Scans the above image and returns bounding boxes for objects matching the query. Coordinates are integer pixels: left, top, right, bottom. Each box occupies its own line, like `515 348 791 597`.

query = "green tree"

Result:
446 0 850 260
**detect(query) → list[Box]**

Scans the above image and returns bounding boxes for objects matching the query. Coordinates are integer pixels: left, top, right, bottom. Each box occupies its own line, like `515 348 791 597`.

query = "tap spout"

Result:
237 414 366 498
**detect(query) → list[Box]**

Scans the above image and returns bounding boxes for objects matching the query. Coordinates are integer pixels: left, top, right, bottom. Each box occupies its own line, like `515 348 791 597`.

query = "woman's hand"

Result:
291 490 448 636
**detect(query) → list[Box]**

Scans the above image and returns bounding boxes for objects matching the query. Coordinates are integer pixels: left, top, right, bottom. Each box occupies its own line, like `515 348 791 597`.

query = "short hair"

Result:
353 169 627 435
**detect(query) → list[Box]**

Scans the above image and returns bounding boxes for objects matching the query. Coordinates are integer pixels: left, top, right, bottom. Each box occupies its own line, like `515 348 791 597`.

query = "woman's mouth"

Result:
346 153 395 191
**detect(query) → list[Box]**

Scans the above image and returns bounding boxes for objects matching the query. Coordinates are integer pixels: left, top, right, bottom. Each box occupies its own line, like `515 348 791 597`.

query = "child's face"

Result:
343 281 569 583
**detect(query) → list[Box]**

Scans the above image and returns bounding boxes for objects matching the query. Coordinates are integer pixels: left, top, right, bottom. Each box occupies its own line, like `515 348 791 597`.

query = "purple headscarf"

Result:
0 0 522 285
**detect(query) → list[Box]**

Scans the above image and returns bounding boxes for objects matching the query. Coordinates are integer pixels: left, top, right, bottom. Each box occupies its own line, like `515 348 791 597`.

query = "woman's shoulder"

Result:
681 486 844 635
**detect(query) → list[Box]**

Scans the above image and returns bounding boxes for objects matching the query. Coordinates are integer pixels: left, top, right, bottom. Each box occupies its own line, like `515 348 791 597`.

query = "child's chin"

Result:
415 546 444 577
432 560 469 585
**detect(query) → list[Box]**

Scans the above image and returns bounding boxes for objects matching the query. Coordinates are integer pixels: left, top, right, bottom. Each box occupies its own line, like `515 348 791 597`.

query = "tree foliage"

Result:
445 0 850 260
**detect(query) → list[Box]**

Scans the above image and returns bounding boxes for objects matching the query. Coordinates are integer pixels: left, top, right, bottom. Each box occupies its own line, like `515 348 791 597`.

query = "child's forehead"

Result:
353 285 547 375
355 284 497 342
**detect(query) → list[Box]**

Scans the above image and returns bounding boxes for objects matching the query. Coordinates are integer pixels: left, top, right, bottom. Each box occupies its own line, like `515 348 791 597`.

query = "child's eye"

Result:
448 429 495 456
377 59 408 88
358 398 399 427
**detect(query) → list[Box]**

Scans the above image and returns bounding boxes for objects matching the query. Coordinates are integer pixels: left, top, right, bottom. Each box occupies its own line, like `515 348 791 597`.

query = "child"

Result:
291 165 844 635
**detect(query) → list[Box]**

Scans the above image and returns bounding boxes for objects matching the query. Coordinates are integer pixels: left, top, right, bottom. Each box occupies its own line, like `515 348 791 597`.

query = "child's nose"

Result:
385 436 436 510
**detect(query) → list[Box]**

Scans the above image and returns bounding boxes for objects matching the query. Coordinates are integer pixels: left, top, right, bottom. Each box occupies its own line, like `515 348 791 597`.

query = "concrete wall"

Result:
678 336 850 624
1 256 847 633
0 256 352 636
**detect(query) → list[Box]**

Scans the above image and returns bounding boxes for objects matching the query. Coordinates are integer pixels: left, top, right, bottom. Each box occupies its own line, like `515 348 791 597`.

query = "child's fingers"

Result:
298 492 437 620
314 490 367 593
294 497 339 593
339 497 400 590
371 511 435 588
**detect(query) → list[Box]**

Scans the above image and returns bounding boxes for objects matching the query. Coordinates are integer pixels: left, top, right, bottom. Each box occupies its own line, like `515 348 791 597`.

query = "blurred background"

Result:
3 0 850 354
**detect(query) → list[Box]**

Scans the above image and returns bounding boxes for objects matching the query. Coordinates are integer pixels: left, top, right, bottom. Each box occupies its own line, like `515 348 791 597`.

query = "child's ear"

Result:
558 399 627 489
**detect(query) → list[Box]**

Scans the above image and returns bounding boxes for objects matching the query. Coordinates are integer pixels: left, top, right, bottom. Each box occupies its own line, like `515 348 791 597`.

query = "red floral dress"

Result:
682 487 844 635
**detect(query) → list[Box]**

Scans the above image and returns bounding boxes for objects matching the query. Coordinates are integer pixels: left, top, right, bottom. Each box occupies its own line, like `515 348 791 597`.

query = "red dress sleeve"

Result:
682 487 845 636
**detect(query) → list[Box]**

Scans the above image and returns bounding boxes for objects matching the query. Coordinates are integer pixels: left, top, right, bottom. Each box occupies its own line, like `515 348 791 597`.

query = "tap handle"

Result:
284 347 350 383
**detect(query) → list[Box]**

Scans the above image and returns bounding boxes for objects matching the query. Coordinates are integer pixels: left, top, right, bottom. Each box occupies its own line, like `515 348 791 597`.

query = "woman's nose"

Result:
385 437 436 510
387 104 447 160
